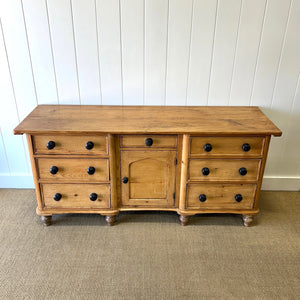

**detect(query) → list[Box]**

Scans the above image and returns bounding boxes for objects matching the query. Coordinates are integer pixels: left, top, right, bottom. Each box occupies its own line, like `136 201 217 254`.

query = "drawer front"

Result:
42 184 110 208
120 135 177 148
190 137 264 156
188 159 261 181
33 135 108 155
37 158 109 182
186 184 256 209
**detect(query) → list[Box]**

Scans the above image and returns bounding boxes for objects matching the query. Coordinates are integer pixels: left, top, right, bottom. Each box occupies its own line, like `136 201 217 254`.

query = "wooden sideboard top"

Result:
14 105 282 136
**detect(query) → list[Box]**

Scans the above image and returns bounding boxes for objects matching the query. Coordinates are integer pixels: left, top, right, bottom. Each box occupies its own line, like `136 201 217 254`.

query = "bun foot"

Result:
242 215 254 227
179 215 190 226
41 215 52 226
105 215 116 226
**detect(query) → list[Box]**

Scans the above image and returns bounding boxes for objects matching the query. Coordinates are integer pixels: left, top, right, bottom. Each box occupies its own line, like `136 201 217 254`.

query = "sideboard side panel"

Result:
26 134 43 210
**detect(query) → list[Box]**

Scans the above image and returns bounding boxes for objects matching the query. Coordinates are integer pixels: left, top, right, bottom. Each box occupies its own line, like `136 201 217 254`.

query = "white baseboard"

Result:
0 174 299 191
262 176 300 191
0 174 34 188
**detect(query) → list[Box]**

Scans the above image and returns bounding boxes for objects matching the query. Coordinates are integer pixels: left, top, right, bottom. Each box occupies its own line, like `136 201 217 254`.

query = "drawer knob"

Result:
145 138 153 146
202 167 210 176
87 166 95 175
199 194 207 202
47 141 56 150
53 193 62 201
204 143 212 152
242 143 251 152
239 167 248 176
235 194 243 202
122 177 129 184
85 141 94 150
89 193 98 201
49 166 59 175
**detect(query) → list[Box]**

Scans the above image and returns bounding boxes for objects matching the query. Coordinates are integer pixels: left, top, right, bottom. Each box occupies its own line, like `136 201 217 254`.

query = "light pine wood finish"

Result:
33 135 108 155
188 159 261 182
120 150 176 207
41 184 110 209
14 105 281 226
14 105 282 136
186 184 257 210
37 158 109 182
120 134 177 148
190 137 265 157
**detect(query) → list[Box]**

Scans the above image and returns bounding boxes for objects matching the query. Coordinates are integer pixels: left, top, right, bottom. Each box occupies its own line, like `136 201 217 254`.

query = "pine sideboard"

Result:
14 105 281 226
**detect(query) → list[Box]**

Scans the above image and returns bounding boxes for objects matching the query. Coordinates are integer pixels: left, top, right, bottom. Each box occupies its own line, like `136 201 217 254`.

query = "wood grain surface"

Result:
37 158 109 182
188 159 261 182
14 105 282 136
186 183 257 209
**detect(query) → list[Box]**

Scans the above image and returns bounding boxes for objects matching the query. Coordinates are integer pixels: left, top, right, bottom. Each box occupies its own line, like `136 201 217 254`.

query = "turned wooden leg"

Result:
105 215 116 226
242 215 254 227
179 215 190 226
41 215 52 226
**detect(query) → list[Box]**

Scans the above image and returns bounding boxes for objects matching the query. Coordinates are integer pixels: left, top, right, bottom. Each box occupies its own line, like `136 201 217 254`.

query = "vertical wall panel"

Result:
0 128 9 174
229 0 266 106
281 76 300 176
0 21 29 173
251 0 291 107
22 0 58 104
0 0 299 188
72 0 101 105
96 0 122 105
208 0 242 105
120 0 144 105
47 0 80 104
144 0 168 105
187 0 217 106
165 0 193 105
266 0 300 176
0 0 37 120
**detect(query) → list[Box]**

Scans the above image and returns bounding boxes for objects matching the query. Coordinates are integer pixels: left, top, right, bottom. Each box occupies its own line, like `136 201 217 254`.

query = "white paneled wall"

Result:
0 0 299 190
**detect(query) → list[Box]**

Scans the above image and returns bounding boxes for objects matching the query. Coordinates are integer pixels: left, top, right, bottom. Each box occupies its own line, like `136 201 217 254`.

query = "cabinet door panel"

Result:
121 150 176 207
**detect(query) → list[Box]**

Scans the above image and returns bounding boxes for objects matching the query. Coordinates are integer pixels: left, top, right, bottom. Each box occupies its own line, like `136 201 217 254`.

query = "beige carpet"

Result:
0 189 299 299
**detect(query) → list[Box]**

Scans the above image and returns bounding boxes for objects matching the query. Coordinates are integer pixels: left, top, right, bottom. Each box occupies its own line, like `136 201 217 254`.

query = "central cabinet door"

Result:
121 150 177 207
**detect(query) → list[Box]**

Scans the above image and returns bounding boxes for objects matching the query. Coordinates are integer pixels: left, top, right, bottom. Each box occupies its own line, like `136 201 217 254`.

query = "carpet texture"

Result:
0 189 299 299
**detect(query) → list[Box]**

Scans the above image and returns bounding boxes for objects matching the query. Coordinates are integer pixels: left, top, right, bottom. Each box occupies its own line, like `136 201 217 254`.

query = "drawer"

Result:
41 184 110 208
37 158 109 182
120 135 177 148
188 159 261 182
190 137 264 156
33 135 108 155
186 184 256 209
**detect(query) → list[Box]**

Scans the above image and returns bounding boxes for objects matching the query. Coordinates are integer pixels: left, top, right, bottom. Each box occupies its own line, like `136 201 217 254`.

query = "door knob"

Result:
122 177 129 184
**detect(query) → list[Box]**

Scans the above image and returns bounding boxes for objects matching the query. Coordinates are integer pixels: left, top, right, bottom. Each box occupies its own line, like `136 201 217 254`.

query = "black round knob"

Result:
89 193 98 201
199 194 207 202
85 141 94 150
202 167 210 176
239 167 248 176
242 143 251 152
122 177 129 184
235 194 243 202
53 193 62 201
145 138 153 147
47 141 55 150
204 143 212 152
87 166 95 175
49 166 59 175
